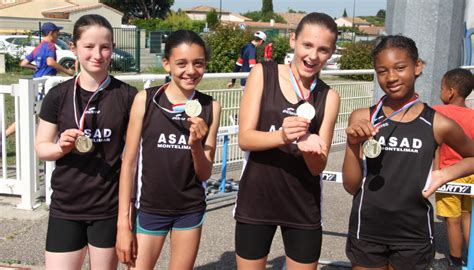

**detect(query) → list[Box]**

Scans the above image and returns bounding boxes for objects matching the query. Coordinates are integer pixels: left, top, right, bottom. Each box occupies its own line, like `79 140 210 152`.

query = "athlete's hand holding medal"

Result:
347 94 420 159
185 99 208 146
57 128 84 154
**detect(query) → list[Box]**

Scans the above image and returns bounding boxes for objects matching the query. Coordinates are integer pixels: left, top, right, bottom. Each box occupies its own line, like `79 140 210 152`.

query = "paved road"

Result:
0 149 461 269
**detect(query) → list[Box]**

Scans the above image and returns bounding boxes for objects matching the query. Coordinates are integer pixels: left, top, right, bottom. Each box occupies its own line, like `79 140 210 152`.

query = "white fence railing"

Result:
1 66 472 209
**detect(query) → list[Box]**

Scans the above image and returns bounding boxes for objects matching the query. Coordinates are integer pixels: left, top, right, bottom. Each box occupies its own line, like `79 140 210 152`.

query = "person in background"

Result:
434 68 474 267
227 31 266 88
20 22 75 78
264 42 273 61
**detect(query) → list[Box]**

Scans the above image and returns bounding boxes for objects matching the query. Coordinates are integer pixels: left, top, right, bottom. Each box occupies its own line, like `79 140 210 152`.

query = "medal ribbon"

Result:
73 74 111 131
289 63 317 101
152 83 196 113
370 93 420 129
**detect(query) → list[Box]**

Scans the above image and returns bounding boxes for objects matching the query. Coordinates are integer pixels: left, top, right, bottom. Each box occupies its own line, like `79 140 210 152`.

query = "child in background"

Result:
343 35 474 270
116 30 221 269
434 68 474 267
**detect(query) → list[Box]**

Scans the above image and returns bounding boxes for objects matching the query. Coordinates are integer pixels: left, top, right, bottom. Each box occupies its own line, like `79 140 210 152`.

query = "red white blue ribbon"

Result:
73 74 111 131
370 93 420 128
289 63 317 101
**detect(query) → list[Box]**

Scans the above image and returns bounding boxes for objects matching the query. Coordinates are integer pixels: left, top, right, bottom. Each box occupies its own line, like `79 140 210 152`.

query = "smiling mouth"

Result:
303 60 316 69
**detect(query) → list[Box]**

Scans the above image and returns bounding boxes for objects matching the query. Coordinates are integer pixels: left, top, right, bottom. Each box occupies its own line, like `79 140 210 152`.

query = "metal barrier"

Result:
0 70 375 209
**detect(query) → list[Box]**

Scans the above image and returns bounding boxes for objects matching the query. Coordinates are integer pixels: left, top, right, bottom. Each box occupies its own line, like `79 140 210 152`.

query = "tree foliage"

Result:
102 0 174 21
288 8 305 14
206 9 219 30
376 9 386 19
242 11 286 23
358 16 385 26
133 12 205 33
262 0 273 14
203 26 253 73
342 8 348 17
339 42 374 80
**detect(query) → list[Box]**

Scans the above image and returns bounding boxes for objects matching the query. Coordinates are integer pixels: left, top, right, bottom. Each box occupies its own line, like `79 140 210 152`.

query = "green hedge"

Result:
203 26 253 73
339 42 374 81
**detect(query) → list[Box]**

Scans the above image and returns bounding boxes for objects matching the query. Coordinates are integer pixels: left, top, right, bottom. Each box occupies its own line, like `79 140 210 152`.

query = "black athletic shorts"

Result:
235 221 322 264
46 215 117 252
346 236 435 270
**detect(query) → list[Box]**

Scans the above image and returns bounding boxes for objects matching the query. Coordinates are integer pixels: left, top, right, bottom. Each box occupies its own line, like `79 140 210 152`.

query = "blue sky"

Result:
172 0 387 18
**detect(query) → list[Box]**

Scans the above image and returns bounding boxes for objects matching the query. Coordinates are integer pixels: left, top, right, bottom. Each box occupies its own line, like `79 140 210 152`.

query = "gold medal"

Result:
185 99 202 117
75 135 94 153
363 138 382 158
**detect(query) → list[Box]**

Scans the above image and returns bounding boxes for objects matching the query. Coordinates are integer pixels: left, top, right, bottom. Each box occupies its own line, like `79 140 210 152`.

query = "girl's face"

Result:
290 24 335 79
374 48 423 100
71 26 113 76
163 43 206 92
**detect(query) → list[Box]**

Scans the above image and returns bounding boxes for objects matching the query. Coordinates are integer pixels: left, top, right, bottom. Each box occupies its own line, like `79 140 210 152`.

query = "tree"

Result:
206 9 219 30
242 11 286 23
376 9 386 19
102 0 174 20
343 8 348 17
262 0 273 14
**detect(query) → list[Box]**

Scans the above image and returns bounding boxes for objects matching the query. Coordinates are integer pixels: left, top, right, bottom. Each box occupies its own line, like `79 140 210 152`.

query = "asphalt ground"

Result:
0 149 463 269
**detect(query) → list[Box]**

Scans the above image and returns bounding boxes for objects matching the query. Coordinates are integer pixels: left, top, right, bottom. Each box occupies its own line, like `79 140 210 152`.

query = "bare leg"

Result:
130 233 166 270
462 211 471 248
446 216 463 258
88 245 117 270
45 247 87 270
5 122 15 137
168 227 202 270
236 254 267 270
285 256 317 270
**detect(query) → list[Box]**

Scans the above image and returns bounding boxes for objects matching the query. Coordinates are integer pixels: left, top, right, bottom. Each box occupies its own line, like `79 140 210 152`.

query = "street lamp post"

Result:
352 0 356 42
219 0 222 22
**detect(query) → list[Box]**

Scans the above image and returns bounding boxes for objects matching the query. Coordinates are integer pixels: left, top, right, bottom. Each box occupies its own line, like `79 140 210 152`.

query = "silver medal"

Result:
363 138 382 158
185 99 202 117
75 135 94 153
296 102 316 120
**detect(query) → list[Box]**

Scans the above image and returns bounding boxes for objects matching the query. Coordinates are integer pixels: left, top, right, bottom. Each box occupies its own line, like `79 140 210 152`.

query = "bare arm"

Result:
238 64 309 151
20 59 37 70
116 90 146 265
299 89 340 176
46 57 74 76
342 108 375 195
189 101 221 181
35 119 83 161
422 112 474 196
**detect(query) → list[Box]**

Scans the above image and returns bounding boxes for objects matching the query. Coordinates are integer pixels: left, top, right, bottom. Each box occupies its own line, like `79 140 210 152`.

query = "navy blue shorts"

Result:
135 210 205 236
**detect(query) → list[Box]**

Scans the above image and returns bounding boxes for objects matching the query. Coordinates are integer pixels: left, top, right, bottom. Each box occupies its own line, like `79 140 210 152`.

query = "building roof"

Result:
230 13 252 22
0 0 30 9
278 12 306 28
337 16 371 25
358 25 385 36
183 5 230 14
42 3 123 17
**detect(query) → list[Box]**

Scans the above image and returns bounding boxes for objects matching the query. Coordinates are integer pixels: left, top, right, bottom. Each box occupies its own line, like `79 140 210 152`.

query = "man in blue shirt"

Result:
227 31 266 88
20 22 74 78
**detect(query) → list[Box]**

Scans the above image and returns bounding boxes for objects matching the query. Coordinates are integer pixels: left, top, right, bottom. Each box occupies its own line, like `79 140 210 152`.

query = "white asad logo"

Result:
172 113 186 121
282 107 297 116
85 106 100 114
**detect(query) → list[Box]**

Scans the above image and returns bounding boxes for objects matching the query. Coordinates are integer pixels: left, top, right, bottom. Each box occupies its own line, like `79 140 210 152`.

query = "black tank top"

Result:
348 104 437 244
234 61 329 229
39 76 137 220
136 86 213 215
